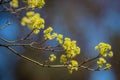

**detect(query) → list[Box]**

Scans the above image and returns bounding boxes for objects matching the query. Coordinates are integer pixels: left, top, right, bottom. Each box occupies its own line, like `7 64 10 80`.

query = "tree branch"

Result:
79 54 100 66
6 46 98 71
0 42 98 71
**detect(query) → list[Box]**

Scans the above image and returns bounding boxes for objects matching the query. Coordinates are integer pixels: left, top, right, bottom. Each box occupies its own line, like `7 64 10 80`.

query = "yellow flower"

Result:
44 27 53 34
97 61 103 68
43 27 57 40
99 57 106 63
104 63 111 70
95 42 113 70
68 60 78 74
21 11 45 34
60 55 67 64
75 47 80 54
56 34 63 44
62 38 80 58
97 57 106 68
95 42 113 57
27 0 45 9
49 54 56 62
108 51 113 57
10 0 18 8
50 33 58 39
33 29 40 34
21 17 30 26
62 38 71 50
26 11 35 17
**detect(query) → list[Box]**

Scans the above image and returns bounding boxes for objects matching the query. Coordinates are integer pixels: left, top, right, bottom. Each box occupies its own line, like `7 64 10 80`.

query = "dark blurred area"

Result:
0 0 120 80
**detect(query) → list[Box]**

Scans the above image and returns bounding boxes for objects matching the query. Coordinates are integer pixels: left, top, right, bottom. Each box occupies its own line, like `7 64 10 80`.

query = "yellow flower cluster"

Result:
21 11 45 34
104 63 111 70
43 27 80 73
49 54 56 62
97 57 106 68
95 42 113 57
59 37 80 73
10 0 18 8
95 42 113 70
27 0 45 9
60 54 67 64
62 38 80 58
68 60 78 73
44 27 80 58
43 27 57 40
97 57 111 70
18 0 113 73
56 34 63 44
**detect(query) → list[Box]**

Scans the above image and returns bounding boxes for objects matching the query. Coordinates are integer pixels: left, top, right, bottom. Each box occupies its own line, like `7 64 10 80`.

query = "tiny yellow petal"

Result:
108 51 113 57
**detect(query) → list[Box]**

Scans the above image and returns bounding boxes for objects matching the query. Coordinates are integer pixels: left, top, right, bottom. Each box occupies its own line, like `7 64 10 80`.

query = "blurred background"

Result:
0 0 120 80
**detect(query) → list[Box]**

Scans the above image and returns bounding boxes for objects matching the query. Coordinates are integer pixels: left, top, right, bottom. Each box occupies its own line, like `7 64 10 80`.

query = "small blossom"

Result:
104 63 111 70
97 57 106 68
62 38 80 58
68 60 78 74
99 57 106 63
97 61 103 68
21 11 45 34
10 0 19 8
49 54 56 62
27 0 45 9
43 27 57 40
26 11 35 17
95 42 113 57
108 51 113 57
51 33 58 39
33 29 40 34
60 54 67 64
44 27 53 34
56 34 63 44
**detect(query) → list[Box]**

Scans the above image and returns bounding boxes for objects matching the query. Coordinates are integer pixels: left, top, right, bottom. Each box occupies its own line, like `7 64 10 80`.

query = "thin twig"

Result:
39 39 47 45
2 45 97 70
0 36 29 43
80 65 99 71
5 46 67 68
0 42 65 52
0 43 98 71
0 29 34 43
22 29 35 40
0 4 13 12
0 37 12 43
79 55 100 66
30 45 65 52
15 6 29 13
6 43 30 46
0 21 11 31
